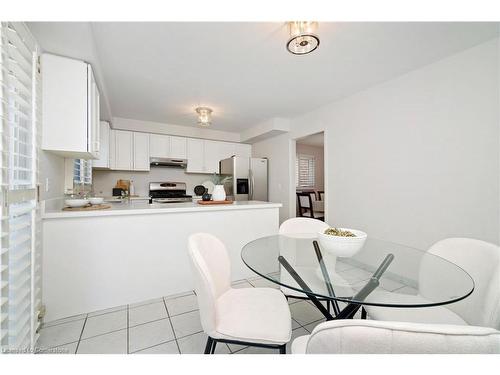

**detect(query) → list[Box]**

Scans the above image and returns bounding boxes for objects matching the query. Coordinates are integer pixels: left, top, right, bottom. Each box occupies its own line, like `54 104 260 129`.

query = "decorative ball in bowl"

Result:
317 228 367 257
88 197 104 205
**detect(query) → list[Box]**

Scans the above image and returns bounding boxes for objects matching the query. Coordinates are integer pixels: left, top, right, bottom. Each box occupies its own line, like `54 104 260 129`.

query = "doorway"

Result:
294 132 325 221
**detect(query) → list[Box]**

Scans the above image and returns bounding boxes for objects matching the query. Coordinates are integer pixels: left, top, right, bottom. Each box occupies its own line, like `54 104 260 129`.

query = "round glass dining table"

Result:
241 234 474 320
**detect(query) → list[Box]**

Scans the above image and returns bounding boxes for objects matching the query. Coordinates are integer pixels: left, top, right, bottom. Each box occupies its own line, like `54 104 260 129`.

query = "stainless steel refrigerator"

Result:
219 156 268 201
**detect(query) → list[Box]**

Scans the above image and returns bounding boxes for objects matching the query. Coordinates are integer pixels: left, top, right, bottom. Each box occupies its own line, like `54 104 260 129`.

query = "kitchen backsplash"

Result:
92 168 212 197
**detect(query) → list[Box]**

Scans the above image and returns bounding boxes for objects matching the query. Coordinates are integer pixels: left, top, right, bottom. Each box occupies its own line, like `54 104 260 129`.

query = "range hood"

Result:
150 157 188 168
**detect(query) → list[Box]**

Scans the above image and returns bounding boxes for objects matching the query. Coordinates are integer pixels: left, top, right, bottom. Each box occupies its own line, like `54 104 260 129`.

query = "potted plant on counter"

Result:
211 173 231 201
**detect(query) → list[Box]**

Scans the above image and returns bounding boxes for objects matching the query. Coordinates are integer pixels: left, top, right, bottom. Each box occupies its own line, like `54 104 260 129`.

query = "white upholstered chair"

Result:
279 217 329 236
365 238 500 329
188 233 292 354
291 320 500 354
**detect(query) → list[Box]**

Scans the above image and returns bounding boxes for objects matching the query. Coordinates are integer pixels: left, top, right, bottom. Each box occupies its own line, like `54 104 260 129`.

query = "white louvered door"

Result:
0 22 41 353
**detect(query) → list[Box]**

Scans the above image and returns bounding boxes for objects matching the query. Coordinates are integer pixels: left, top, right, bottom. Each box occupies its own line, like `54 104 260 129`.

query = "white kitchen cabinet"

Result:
88 67 100 157
109 131 251 174
110 130 150 171
186 138 205 173
133 133 150 171
149 134 170 158
170 136 187 159
109 128 116 169
41 53 100 158
150 134 186 160
234 143 252 158
203 140 221 174
93 121 110 169
186 139 249 174
204 140 236 173
113 130 133 170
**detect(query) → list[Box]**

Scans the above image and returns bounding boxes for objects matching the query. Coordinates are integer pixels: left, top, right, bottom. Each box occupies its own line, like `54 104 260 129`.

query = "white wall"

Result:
253 38 500 248
252 133 293 223
92 168 212 197
39 151 65 200
296 143 324 191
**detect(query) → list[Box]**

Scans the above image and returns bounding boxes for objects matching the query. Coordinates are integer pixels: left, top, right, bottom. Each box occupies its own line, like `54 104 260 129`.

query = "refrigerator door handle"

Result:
249 169 254 200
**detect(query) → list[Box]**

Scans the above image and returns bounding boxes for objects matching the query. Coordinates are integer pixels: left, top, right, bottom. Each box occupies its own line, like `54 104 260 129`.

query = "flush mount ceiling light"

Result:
196 107 213 127
286 21 319 55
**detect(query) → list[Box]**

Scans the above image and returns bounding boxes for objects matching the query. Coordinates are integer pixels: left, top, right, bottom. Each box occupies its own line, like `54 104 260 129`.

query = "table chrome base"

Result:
278 241 394 321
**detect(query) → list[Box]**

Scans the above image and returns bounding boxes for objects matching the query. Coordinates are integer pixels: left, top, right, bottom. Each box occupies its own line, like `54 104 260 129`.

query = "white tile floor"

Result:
37 277 326 354
38 267 415 354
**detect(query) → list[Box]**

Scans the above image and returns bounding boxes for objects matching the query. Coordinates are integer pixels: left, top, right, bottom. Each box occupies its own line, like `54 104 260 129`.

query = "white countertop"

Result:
42 199 282 219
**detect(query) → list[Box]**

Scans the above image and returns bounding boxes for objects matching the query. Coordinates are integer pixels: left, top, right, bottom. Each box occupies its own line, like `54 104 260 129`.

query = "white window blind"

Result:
296 154 316 188
73 159 92 186
0 22 41 353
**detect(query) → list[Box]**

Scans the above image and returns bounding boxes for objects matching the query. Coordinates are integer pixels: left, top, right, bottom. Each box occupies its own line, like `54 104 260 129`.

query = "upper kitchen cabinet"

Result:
41 53 100 158
150 134 187 159
186 139 250 174
186 138 205 173
149 134 170 158
204 140 235 174
170 136 187 159
113 130 133 170
109 130 150 171
133 132 150 171
234 143 251 158
93 121 111 169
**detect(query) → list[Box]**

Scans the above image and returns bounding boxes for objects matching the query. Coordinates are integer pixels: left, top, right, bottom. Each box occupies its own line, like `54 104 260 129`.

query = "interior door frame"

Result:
289 129 328 223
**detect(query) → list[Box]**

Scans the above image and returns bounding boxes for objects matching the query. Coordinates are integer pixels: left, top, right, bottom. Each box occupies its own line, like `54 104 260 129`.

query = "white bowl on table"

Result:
64 199 89 208
88 197 104 205
317 228 367 257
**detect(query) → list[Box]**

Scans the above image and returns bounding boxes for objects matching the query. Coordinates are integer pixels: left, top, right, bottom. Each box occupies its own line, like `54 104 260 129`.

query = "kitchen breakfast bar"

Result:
42 200 281 321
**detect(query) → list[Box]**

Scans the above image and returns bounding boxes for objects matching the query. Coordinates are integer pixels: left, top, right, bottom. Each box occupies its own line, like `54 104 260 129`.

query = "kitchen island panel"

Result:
42 205 279 321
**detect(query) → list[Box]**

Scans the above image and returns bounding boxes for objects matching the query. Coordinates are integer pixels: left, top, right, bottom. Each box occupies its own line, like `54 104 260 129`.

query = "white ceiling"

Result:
28 22 499 133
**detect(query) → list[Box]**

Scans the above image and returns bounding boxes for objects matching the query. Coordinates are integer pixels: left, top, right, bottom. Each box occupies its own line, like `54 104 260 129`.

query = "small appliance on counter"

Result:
112 187 125 197
149 182 192 203
113 179 130 196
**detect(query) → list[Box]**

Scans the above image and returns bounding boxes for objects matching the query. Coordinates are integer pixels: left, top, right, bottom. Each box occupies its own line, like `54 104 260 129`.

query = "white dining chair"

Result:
278 218 352 315
291 320 500 354
279 217 329 236
365 238 500 329
188 233 292 354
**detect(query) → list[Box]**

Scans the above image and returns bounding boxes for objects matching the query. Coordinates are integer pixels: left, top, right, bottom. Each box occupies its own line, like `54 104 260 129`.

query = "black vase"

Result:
202 193 212 201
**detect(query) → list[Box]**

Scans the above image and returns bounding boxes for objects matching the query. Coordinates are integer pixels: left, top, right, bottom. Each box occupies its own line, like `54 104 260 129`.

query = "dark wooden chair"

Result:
296 192 324 221
318 191 325 201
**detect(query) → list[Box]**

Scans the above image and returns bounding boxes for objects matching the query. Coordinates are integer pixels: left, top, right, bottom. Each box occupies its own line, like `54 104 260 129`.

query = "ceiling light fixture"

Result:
196 107 213 127
286 21 319 55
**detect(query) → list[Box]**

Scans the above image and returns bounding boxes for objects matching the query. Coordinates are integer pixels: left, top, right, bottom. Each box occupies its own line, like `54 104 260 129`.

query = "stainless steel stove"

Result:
149 182 192 203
